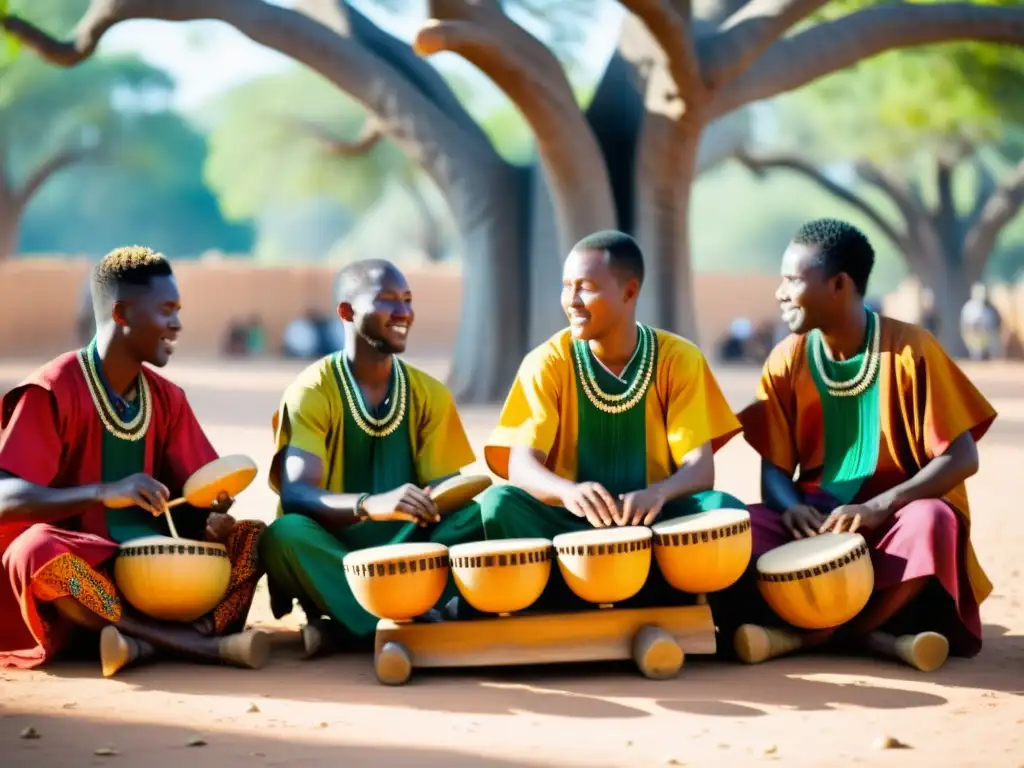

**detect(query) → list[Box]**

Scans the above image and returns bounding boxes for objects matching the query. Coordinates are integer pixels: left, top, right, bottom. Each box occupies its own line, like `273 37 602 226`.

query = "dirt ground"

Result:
1 356 1022 768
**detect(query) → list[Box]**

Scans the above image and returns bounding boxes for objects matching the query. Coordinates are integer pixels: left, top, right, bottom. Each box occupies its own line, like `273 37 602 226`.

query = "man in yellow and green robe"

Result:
477 230 747 612
259 259 485 653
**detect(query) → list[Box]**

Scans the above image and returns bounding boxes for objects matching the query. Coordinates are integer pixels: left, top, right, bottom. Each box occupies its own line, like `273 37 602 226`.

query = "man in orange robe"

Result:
0 247 268 676
732 219 995 672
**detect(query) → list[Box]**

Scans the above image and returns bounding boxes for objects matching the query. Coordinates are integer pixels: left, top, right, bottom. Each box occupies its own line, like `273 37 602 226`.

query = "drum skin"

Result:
343 542 450 621
448 538 552 614
114 536 231 622
756 533 875 630
652 509 752 594
553 527 652 605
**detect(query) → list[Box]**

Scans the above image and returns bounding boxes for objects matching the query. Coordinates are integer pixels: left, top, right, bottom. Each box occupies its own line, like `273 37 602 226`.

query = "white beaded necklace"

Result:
572 324 657 415
811 311 881 398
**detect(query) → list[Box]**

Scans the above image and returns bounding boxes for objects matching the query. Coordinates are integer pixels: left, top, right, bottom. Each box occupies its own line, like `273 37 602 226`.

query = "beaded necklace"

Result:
333 353 408 438
810 311 881 398
571 323 657 415
77 344 152 441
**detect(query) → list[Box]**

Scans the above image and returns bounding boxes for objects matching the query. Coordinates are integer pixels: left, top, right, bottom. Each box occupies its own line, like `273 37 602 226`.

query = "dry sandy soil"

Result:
1 356 1022 768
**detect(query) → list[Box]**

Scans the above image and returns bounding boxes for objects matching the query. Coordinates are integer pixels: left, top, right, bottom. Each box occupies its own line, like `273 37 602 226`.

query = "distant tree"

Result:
0 0 250 259
20 108 254 258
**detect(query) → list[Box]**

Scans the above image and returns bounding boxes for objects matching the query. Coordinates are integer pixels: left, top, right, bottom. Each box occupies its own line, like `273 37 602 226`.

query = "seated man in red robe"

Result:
0 246 268 677
730 219 996 673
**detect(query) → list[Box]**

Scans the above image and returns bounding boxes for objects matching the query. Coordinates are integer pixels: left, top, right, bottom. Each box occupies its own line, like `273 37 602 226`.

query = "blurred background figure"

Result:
961 282 1004 361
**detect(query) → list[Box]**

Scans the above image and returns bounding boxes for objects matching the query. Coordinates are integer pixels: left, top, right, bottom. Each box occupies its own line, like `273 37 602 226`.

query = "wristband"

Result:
354 493 371 520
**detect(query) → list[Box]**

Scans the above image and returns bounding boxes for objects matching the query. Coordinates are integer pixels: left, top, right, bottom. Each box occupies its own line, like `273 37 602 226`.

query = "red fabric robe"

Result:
0 351 217 668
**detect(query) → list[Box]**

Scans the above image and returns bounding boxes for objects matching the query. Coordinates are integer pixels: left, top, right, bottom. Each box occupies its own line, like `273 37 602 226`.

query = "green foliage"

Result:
5 0 252 257
20 114 254 257
784 0 1024 162
204 68 407 221
691 163 908 295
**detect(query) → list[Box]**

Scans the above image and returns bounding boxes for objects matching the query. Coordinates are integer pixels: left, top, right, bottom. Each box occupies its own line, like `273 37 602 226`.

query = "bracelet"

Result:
354 493 371 521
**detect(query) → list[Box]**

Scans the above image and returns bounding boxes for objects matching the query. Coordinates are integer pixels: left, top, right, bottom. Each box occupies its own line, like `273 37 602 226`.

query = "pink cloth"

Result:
742 497 981 656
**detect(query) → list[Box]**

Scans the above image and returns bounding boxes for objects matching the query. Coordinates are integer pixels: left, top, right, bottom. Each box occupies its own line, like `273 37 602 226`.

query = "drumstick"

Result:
166 496 189 509
163 507 181 539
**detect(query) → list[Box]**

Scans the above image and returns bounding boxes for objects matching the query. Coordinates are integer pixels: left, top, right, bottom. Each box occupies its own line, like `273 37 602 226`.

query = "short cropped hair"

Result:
91 246 173 311
336 258 403 304
792 218 875 296
572 230 645 285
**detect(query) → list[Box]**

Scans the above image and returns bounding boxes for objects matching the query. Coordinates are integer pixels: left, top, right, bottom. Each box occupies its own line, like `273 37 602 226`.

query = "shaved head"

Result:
337 259 404 304
336 258 414 355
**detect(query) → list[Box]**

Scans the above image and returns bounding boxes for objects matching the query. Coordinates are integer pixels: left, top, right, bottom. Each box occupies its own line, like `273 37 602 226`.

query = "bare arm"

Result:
648 442 715 503
507 446 576 506
0 470 104 525
865 431 980 517
760 459 804 513
278 447 439 528
278 447 365 529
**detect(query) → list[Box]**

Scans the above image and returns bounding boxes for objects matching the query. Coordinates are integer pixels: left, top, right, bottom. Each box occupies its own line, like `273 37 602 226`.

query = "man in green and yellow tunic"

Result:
259 260 485 655
477 230 747 611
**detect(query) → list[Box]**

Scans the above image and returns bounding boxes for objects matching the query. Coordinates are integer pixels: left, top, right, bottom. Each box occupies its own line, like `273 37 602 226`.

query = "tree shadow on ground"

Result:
1 710 533 768
40 624 1024 720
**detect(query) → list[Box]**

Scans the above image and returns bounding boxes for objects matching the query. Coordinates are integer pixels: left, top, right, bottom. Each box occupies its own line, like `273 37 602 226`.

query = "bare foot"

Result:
100 626 156 679
866 631 949 672
219 629 272 669
733 624 832 664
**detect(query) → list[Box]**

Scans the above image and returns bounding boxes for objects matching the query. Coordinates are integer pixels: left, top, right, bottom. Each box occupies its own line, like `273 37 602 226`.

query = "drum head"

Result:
449 538 551 558
553 526 652 549
431 474 493 514
181 454 259 507
652 508 750 535
757 532 866 574
343 541 449 569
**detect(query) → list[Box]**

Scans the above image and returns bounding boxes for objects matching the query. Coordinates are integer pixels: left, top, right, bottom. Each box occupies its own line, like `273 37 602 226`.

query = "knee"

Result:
478 483 529 523
897 501 960 545
260 514 323 558
1 524 63 571
699 490 747 511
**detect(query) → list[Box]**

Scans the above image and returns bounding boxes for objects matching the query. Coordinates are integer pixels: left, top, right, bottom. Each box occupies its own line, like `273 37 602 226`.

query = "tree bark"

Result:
403 178 444 263
707 2 1024 119
416 0 616 251
0 195 20 261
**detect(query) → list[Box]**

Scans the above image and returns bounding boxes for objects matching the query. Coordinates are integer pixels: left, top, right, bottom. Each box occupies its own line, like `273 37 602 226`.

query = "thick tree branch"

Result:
707 2 1024 120
283 116 385 157
703 0 829 89
616 0 705 105
963 161 1024 281
415 0 615 240
300 1 489 143
16 145 99 206
735 149 908 253
855 160 941 274
965 158 998 233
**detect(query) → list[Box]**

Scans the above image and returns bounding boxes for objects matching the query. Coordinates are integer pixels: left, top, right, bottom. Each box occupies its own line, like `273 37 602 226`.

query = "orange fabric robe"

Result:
740 317 996 607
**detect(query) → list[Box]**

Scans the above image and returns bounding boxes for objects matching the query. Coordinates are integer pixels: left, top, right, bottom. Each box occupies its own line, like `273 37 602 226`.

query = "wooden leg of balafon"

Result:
632 625 684 680
375 640 413 686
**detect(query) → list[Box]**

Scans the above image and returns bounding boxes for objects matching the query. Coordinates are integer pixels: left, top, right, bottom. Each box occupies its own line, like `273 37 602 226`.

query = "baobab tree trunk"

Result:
402 180 444 262
445 163 531 402
925 250 971 357
0 200 19 261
